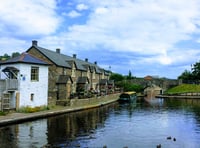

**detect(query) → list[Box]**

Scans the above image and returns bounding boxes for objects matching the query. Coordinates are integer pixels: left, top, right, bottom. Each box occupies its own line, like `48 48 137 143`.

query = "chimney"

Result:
56 48 60 54
73 54 76 58
94 61 97 65
85 58 88 62
32 40 38 46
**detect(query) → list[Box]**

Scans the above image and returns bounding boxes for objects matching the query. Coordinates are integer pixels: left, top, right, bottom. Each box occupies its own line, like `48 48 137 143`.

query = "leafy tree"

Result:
191 61 200 79
110 73 124 82
126 70 132 80
178 70 193 80
0 52 20 61
0 53 10 61
12 52 20 58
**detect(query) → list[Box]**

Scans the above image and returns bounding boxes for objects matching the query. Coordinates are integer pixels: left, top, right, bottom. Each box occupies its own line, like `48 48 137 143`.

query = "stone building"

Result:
27 40 112 105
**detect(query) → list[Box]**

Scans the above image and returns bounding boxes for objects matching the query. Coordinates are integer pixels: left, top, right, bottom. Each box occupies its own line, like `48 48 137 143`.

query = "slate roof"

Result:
0 52 49 66
27 43 104 73
99 79 108 85
77 76 89 84
108 80 114 85
56 75 73 84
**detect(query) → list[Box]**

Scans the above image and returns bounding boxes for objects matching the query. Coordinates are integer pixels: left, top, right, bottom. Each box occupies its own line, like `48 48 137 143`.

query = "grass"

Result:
17 105 49 113
165 84 200 95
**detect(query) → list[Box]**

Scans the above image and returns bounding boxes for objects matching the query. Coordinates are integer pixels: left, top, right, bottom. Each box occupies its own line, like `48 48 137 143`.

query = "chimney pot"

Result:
85 58 88 62
32 40 38 46
73 54 77 58
94 61 97 65
56 48 60 54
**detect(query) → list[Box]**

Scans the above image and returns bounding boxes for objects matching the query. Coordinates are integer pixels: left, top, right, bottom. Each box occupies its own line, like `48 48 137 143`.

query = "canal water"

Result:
0 98 200 148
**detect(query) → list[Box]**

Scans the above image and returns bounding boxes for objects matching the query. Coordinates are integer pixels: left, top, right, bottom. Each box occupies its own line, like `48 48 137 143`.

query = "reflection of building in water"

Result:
144 84 162 99
46 103 117 146
0 126 18 148
0 120 47 148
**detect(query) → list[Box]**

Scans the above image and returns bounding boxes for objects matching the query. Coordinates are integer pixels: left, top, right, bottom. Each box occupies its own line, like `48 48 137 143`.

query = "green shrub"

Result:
0 111 6 116
17 105 49 113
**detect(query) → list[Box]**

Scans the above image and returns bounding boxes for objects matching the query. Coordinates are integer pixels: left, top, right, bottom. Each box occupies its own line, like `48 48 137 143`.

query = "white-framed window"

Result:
31 66 39 81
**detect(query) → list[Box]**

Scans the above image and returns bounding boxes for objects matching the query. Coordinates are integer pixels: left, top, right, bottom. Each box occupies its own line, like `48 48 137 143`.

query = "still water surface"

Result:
0 98 200 148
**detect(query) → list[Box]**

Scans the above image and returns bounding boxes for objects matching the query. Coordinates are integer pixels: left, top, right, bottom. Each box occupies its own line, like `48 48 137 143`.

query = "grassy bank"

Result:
165 84 200 95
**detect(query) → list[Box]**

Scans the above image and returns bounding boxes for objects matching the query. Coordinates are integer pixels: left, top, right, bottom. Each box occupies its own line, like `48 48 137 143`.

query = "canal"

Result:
0 98 200 148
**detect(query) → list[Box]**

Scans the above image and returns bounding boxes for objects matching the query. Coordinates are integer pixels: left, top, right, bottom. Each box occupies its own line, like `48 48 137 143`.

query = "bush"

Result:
17 105 49 113
0 111 6 116
116 81 143 92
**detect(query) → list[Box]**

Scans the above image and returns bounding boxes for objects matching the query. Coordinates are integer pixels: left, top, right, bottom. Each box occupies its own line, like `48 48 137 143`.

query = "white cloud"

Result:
76 3 88 11
0 0 61 36
64 0 200 65
67 10 81 18
0 37 29 54
1 0 200 78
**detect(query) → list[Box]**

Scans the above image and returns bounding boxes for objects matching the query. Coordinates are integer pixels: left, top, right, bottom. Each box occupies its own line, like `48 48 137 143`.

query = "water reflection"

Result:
0 99 200 148
46 103 118 147
0 119 47 148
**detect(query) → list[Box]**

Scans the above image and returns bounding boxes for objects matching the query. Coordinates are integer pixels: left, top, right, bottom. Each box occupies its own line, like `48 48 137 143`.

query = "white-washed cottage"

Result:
0 52 49 110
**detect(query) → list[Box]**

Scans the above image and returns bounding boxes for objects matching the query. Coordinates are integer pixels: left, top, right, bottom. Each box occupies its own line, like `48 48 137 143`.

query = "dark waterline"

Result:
0 98 200 148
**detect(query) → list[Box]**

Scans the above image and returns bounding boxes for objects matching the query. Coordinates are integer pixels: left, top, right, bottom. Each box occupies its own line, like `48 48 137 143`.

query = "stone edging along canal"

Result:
156 94 200 99
0 93 120 127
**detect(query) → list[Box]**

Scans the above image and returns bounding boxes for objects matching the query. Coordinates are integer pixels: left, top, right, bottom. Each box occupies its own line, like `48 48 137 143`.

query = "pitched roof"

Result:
108 80 114 85
56 75 73 84
99 79 108 85
77 76 89 84
0 52 49 66
27 43 104 73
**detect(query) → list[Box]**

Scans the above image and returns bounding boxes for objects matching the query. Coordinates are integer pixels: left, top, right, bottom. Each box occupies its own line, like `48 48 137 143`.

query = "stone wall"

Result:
70 93 120 107
130 78 178 91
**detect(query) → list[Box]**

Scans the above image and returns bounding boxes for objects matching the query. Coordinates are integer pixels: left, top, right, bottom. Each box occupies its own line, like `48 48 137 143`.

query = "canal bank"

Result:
0 93 120 127
156 94 200 99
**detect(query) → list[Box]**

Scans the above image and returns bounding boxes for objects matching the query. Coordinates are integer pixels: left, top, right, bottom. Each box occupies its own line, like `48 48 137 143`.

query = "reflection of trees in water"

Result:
164 98 200 130
164 98 200 108
47 103 118 146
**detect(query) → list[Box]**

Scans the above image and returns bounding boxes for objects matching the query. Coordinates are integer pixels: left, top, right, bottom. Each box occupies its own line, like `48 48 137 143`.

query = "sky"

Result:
1 0 200 79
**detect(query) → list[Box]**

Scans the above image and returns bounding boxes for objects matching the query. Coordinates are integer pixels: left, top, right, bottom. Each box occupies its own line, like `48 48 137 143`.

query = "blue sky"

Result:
1 0 200 79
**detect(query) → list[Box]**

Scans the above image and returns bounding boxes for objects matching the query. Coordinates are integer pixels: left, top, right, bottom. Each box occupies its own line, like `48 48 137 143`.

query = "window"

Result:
31 66 39 81
30 93 34 101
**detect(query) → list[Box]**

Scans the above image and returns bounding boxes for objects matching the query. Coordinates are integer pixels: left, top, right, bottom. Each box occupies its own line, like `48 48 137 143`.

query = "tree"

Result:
0 53 10 61
110 73 124 82
126 70 132 80
12 52 20 58
191 61 200 79
178 70 193 80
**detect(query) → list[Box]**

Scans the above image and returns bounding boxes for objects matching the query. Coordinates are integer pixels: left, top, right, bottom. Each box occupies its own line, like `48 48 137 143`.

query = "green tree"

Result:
0 53 10 61
12 52 20 58
126 70 132 80
191 61 200 79
178 70 193 80
110 73 124 82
